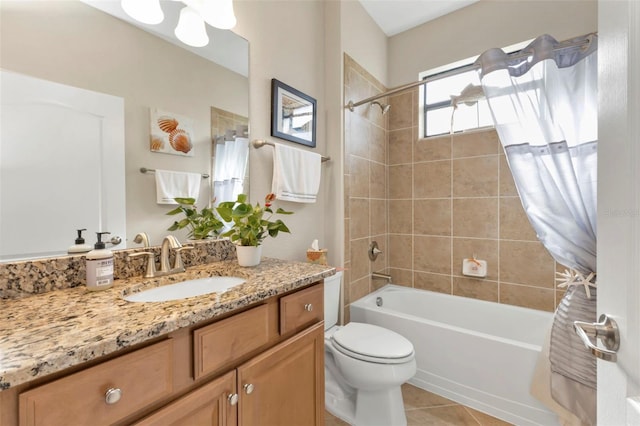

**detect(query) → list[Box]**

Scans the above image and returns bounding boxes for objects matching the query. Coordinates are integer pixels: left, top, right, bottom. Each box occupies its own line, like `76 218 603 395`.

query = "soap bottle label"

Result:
87 258 114 288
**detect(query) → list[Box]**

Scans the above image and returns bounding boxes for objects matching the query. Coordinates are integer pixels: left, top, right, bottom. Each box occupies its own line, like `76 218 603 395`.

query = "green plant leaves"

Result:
215 194 292 246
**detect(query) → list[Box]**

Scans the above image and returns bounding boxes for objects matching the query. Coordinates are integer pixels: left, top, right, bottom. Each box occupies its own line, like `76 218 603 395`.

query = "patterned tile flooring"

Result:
325 383 513 426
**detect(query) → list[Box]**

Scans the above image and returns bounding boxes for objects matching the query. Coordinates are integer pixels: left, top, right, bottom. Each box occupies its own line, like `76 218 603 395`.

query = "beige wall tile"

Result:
343 177 350 216
389 128 414 165
389 164 413 199
349 198 370 239
343 305 351 324
389 199 413 234
350 238 371 281
414 236 451 274
452 198 499 238
370 123 386 163
414 160 451 198
453 277 499 303
414 199 451 236
500 197 537 241
345 113 370 159
500 241 555 288
388 91 413 130
370 199 387 236
453 156 499 197
349 277 370 305
499 155 517 196
389 268 413 287
414 271 452 294
344 222 350 262
370 161 386 199
415 135 451 162
345 67 370 106
349 156 369 198
452 129 501 158
452 238 499 281
500 283 555 312
389 234 413 270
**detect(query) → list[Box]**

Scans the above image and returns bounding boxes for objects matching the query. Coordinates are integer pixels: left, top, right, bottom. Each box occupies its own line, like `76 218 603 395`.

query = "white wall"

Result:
340 0 389 87
389 0 598 87
1 1 248 247
233 0 330 262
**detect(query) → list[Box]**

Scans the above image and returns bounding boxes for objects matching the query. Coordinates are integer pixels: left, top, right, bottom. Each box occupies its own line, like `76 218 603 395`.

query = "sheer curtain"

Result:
475 34 598 424
213 137 249 207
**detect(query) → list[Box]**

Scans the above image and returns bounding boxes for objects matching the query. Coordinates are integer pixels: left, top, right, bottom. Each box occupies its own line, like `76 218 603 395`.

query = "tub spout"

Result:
372 272 392 283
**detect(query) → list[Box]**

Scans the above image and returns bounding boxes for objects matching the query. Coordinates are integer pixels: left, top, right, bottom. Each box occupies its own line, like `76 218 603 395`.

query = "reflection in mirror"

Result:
211 107 249 207
0 0 249 261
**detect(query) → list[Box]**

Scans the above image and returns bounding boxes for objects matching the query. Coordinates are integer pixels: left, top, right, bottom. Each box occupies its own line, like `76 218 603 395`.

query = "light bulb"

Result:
200 0 237 30
174 6 210 47
121 0 164 25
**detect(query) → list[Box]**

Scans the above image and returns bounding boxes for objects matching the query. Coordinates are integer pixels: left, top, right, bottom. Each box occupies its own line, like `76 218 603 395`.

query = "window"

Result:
422 67 492 137
420 40 530 138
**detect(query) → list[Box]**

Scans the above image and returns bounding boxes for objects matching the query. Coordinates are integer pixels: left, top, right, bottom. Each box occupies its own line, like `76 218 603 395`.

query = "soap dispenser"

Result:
86 231 114 291
68 229 92 254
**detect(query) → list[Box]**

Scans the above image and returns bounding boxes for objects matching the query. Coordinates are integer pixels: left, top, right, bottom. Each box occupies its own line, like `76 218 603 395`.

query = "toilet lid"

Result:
331 323 414 363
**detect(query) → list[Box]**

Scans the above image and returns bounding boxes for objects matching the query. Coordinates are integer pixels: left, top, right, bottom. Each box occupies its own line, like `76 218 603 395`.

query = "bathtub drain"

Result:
376 297 383 307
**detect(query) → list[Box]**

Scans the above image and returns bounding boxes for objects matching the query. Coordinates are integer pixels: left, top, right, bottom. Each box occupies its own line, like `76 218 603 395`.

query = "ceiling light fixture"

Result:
121 0 164 25
120 0 237 47
174 6 209 47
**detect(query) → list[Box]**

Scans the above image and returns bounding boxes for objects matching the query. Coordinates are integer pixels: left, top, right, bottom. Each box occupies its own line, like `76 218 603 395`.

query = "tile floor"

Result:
325 383 513 426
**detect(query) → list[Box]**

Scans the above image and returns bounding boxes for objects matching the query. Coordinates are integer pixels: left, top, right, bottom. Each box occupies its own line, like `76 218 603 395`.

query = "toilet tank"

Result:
323 271 342 330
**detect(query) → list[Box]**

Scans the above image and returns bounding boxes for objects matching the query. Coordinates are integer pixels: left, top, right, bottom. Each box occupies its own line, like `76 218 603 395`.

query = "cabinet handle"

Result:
105 387 122 405
243 383 254 394
304 303 313 312
228 393 239 406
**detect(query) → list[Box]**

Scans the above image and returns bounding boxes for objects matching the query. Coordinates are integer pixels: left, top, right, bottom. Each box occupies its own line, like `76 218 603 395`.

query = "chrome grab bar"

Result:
573 314 620 362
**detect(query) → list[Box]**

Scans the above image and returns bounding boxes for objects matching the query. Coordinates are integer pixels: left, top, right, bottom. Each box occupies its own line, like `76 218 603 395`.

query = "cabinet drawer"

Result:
280 283 323 335
194 304 269 380
19 340 173 426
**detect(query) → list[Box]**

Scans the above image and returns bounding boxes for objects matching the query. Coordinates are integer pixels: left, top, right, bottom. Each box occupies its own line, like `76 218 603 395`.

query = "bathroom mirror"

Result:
0 0 249 261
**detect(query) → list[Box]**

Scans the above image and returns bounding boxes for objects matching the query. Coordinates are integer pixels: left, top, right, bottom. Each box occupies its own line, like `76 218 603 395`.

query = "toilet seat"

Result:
330 322 414 364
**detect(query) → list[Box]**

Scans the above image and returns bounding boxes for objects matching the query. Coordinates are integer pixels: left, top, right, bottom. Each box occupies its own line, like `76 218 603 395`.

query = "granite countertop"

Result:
0 258 335 391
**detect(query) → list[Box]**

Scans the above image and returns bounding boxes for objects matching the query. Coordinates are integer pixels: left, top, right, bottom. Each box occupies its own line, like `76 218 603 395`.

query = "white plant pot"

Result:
236 245 262 267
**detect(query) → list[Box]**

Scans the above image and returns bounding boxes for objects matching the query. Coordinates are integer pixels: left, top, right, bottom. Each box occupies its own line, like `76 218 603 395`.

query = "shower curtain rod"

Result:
345 32 597 111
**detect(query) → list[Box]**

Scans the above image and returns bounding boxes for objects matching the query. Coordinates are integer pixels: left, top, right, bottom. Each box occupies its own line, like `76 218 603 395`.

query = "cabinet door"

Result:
237 322 324 426
134 371 237 426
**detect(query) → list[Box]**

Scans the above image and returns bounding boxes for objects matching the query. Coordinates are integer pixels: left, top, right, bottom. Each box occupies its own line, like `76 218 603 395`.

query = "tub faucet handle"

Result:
369 241 383 261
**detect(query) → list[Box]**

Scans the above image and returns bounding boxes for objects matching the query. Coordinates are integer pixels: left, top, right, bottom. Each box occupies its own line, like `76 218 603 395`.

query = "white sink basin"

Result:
123 276 246 302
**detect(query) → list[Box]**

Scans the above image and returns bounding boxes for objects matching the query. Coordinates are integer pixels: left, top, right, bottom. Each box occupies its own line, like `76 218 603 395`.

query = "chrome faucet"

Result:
371 272 392 283
128 234 193 278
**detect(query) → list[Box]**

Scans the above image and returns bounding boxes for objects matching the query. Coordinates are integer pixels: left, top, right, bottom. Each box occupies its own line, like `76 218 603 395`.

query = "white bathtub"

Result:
350 284 559 426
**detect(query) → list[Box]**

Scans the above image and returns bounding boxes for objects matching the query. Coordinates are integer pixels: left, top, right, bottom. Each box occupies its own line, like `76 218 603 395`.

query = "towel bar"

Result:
252 139 330 162
140 167 209 179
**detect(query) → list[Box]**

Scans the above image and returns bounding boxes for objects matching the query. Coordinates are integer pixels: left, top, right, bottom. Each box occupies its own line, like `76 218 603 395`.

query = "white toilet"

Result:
324 271 416 426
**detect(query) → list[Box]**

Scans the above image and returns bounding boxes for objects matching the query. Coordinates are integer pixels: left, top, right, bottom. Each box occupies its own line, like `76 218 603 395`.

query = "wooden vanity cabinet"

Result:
7 281 325 426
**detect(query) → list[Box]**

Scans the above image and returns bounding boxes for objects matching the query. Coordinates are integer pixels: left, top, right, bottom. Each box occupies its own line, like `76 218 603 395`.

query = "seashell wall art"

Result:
149 108 194 156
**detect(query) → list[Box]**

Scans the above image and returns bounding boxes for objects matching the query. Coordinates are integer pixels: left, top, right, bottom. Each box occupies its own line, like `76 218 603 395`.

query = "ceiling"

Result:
358 0 480 36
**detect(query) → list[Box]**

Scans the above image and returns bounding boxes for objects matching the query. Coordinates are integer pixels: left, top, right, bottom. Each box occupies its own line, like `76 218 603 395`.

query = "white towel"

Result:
272 144 321 203
155 169 201 204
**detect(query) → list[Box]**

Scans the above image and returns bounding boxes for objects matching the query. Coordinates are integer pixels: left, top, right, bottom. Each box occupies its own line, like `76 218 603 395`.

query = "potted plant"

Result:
216 193 292 266
167 197 224 240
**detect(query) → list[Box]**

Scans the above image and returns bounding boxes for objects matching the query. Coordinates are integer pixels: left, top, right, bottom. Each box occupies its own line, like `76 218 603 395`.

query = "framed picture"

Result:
271 79 316 147
150 108 194 157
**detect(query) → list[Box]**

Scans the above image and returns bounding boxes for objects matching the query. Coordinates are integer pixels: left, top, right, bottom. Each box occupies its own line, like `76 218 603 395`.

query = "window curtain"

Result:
213 137 249 207
475 34 598 425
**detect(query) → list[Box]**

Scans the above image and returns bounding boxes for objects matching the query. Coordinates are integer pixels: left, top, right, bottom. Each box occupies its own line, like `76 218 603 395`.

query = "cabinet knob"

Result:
105 387 122 405
228 393 239 406
243 383 254 394
304 303 313 312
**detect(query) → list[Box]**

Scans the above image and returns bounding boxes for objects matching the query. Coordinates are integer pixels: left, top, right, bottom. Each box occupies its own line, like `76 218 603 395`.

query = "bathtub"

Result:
350 284 559 426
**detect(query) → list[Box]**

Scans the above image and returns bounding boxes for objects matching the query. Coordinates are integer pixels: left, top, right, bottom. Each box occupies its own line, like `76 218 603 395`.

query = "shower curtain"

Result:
475 34 598 425
213 137 249 207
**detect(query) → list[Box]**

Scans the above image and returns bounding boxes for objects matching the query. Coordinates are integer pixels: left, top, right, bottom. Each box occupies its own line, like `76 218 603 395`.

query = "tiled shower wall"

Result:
343 54 389 323
343 54 565 320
